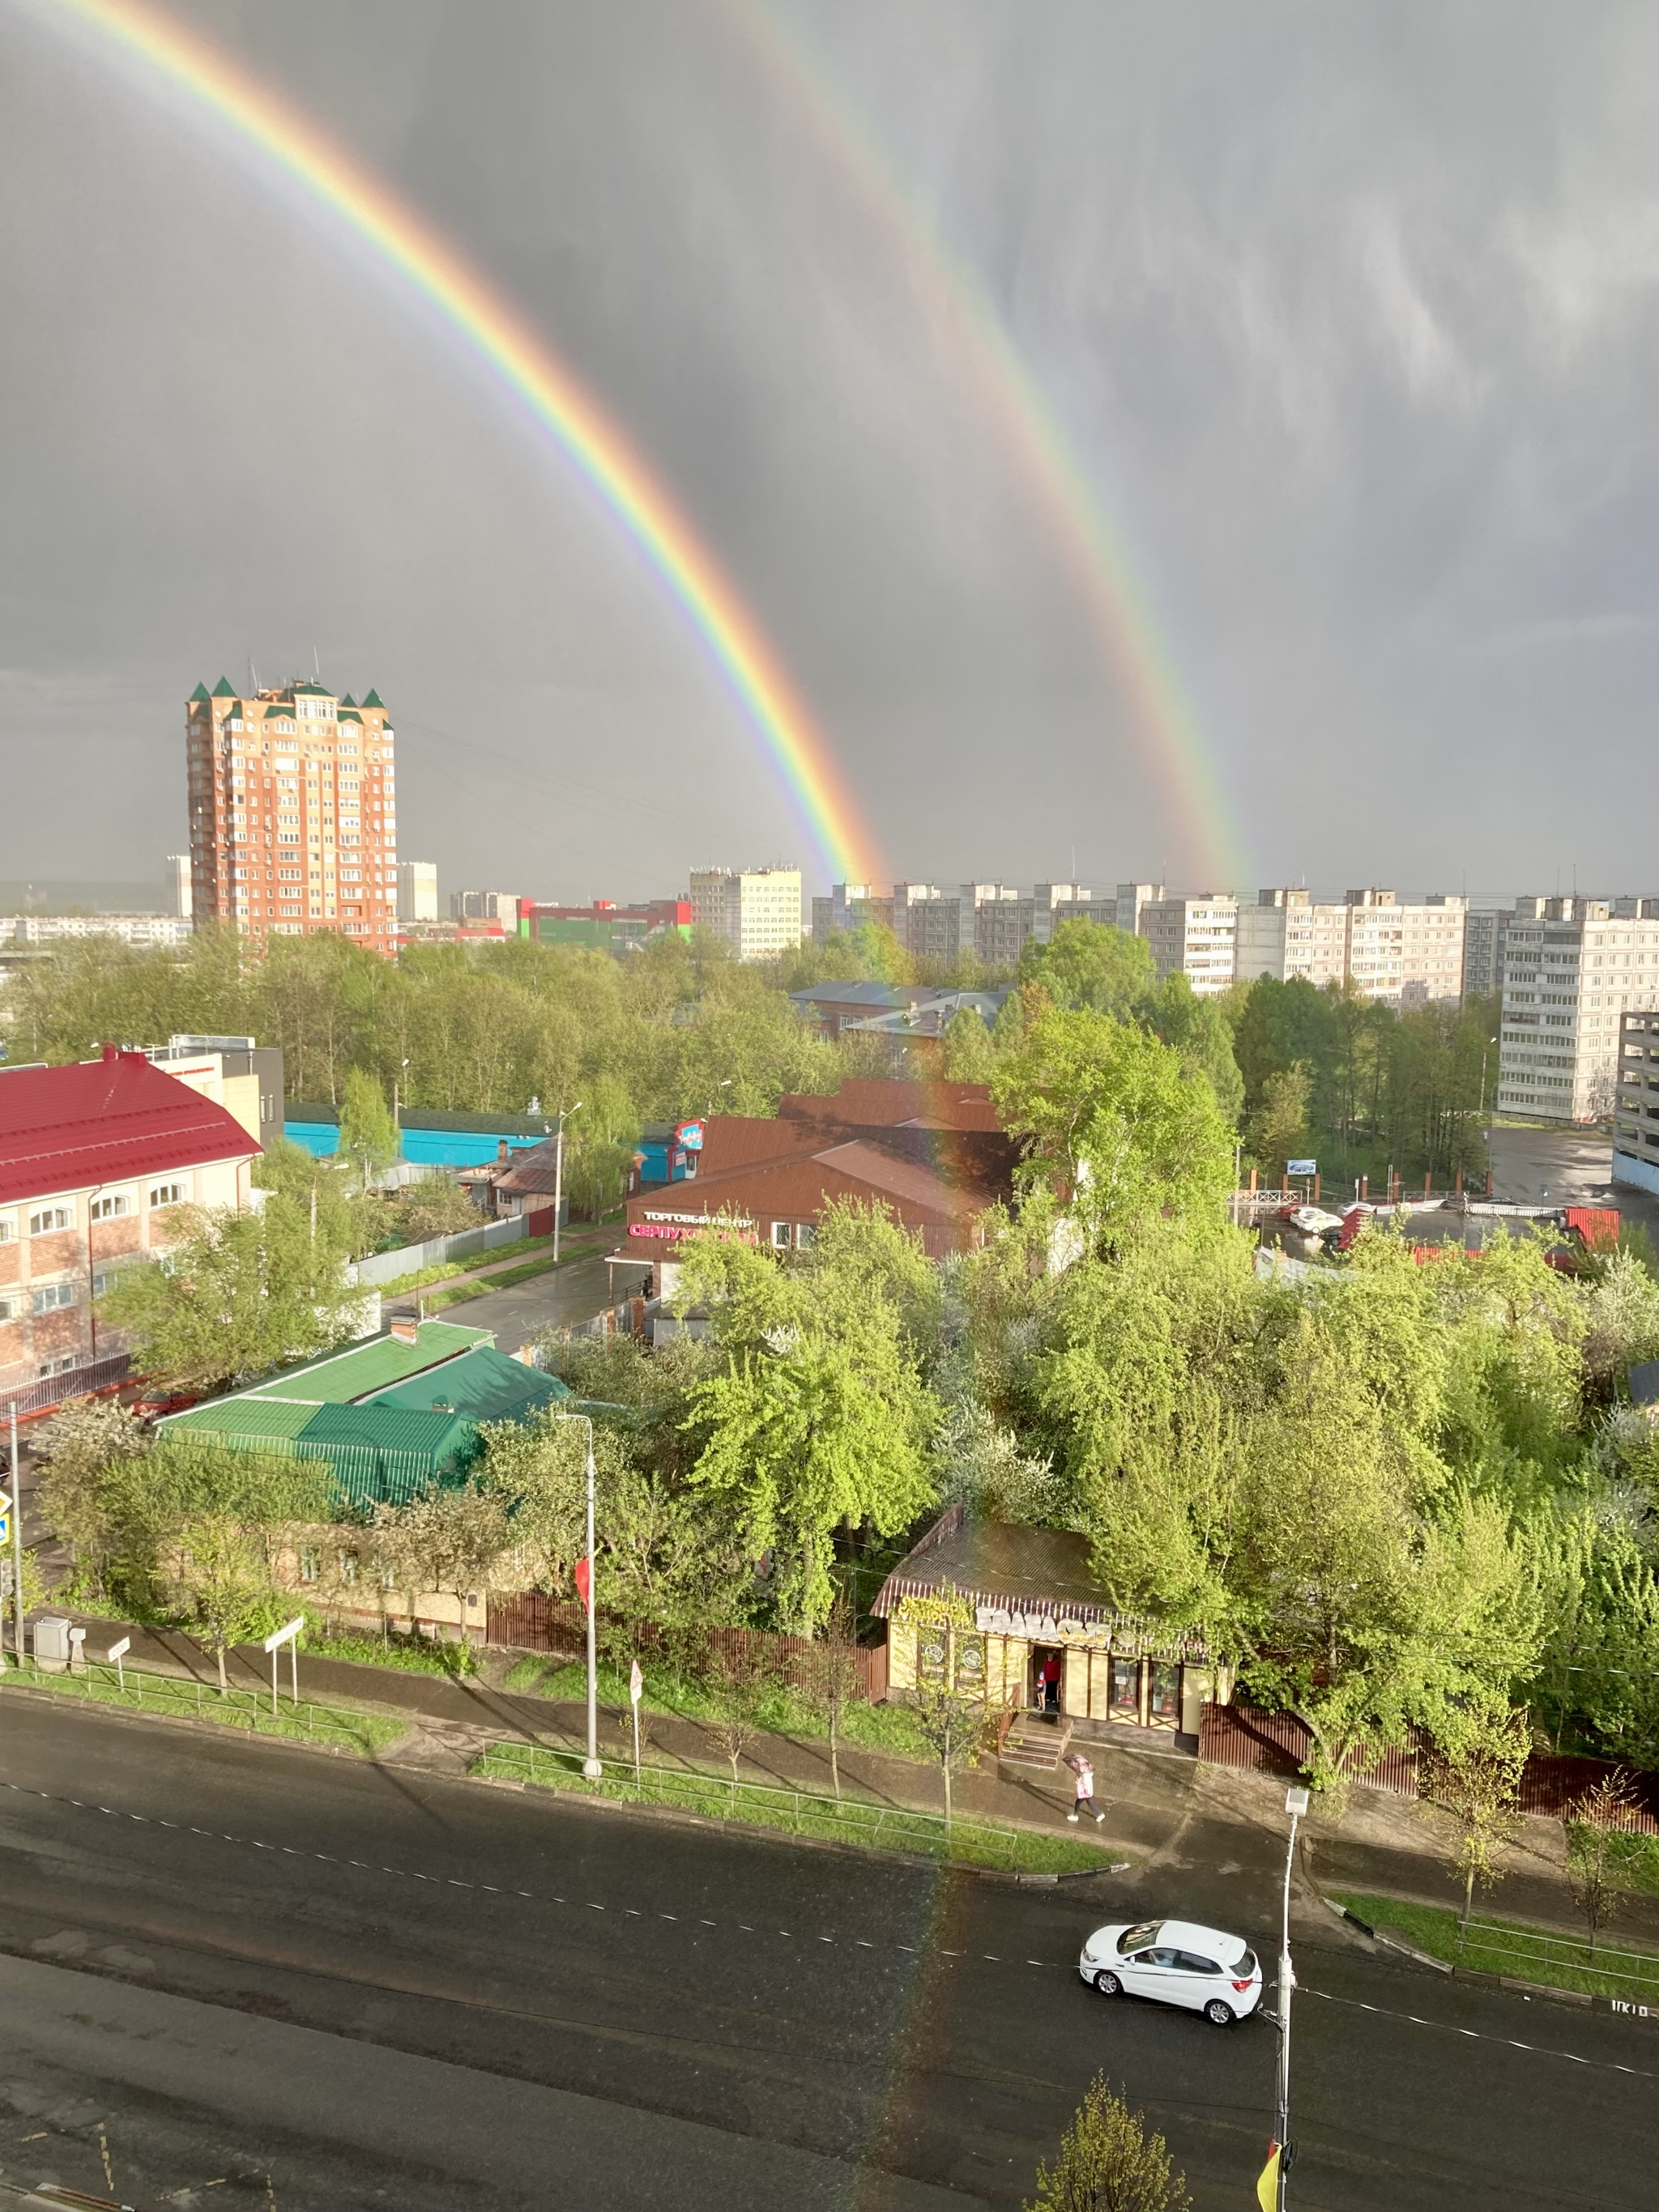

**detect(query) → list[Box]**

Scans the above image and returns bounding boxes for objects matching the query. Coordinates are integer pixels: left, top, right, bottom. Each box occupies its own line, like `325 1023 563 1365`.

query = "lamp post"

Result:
1273 1784 1309 2207
552 1411 602 1778
552 1101 582 1265
6 1400 20 1666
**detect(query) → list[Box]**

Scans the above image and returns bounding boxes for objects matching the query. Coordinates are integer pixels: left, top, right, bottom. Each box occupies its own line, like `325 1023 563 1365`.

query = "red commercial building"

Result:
0 1050 261 1405
621 1080 1016 1292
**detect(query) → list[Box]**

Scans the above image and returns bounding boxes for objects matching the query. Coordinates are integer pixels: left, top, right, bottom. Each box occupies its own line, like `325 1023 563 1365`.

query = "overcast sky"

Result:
1 0 1653 904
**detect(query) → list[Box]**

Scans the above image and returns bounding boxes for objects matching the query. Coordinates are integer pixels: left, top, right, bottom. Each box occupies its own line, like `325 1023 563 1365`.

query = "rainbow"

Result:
28 0 881 888
719 0 1247 891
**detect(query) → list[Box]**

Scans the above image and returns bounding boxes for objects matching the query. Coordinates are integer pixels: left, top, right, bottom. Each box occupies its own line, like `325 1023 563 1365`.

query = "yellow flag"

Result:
1256 2143 1281 2210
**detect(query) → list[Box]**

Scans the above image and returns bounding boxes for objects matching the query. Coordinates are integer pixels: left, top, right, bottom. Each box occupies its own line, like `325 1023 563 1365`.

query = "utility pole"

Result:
7 1401 23 1665
1273 1784 1309 2206
552 1412 602 1779
552 1100 582 1264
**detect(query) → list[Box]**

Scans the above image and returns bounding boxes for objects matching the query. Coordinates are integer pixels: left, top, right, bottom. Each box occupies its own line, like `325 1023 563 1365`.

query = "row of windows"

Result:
0 1185 186 1242
0 1282 77 1322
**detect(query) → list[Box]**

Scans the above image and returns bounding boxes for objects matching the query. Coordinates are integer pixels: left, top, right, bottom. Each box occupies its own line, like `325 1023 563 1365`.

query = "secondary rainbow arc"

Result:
32 0 881 888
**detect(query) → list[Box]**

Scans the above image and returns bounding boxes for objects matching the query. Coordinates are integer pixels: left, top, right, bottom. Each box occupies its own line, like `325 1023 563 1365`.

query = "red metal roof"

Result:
0 1049 259 1207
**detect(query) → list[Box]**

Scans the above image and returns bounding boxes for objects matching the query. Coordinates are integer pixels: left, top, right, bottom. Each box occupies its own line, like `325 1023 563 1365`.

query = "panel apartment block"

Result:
186 677 397 954
1499 897 1659 1123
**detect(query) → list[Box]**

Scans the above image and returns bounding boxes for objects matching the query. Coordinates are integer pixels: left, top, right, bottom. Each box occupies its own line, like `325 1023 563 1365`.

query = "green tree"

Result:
1245 1064 1311 1183
172 1513 275 1695
902 1596 987 1839
1566 1774 1640 1952
32 1398 151 1600
1017 919 1155 1016
1137 972 1243 1124
939 1006 997 1082
338 1066 398 1183
800 1589 863 1801
1426 1709 1529 1931
1026 2073 1189 2212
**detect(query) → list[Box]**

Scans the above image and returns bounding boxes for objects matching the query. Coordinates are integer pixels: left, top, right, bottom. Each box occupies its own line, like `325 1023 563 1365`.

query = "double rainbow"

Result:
31 0 881 887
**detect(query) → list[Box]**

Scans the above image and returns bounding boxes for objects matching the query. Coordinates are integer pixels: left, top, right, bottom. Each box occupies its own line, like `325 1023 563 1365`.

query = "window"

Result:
92 1267 126 1297
31 1283 75 1314
149 1182 186 1209
89 1193 132 1221
0 1215 11 1243
298 1546 320 1584
770 1221 792 1250
29 1205 73 1236
36 1355 78 1379
0 1296 15 1323
337 1549 358 1587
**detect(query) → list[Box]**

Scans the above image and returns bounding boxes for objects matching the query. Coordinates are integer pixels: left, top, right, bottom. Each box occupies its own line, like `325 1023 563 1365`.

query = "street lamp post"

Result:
552 1411 602 1778
552 1101 582 1266
1273 1784 1309 2207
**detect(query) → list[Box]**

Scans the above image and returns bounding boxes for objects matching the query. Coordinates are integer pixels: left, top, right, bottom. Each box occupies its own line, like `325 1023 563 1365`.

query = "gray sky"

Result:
0 0 1653 904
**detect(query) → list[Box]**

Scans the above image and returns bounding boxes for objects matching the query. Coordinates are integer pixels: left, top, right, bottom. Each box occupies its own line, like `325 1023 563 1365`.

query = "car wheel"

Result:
1093 1970 1121 1997
1203 1997 1235 2027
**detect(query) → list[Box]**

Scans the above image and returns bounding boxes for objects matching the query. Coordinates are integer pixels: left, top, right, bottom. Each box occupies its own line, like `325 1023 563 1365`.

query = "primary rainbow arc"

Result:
34 0 881 888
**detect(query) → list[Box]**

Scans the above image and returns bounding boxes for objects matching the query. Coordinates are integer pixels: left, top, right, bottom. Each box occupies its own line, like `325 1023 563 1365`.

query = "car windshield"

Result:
1117 1920 1162 1955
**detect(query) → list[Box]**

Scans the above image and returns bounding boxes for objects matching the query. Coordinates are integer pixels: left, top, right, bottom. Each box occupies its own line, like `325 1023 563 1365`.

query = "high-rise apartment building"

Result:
1613 1009 1659 1191
689 867 803 960
1115 883 1166 937
1461 908 1507 1002
1137 893 1239 995
186 678 397 954
812 883 896 940
396 862 438 923
1499 896 1659 1122
1341 889 1465 1007
1235 889 1350 988
450 890 519 925
164 854 191 918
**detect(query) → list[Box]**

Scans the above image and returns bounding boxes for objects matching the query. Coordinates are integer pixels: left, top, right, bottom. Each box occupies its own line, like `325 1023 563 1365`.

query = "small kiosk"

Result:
874 1507 1224 1745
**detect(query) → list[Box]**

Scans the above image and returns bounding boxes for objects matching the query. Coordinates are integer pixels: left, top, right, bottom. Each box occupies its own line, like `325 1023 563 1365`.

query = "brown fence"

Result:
1198 1703 1659 1828
1198 1704 1421 1795
487 1592 886 1703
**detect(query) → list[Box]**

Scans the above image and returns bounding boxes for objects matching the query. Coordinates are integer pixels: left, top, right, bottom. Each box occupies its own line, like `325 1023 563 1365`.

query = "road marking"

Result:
1303 1987 1659 2079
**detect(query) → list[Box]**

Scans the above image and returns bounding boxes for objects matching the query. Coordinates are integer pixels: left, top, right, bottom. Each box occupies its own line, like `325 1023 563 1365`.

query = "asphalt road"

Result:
405 1251 621 1357
0 1699 1653 2211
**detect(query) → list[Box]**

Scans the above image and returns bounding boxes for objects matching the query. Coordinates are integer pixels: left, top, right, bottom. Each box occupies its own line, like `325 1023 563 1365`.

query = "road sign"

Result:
0 1513 11 1548
1286 1158 1317 1177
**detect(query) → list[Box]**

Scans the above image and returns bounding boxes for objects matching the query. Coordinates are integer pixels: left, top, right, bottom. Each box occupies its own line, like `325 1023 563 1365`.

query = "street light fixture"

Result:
1269 1783 1310 2208
552 1101 582 1265
551 1410 602 1778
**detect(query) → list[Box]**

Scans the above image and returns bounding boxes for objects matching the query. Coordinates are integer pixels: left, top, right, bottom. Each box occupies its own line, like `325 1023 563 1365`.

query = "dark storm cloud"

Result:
0 0 1653 899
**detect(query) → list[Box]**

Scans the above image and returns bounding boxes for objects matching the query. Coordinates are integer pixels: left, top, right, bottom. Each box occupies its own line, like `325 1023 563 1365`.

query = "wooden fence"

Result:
486 1592 887 1704
1197 1703 1659 1831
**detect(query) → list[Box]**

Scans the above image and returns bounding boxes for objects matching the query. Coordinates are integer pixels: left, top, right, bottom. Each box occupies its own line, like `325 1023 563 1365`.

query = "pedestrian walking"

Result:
1064 1750 1104 1824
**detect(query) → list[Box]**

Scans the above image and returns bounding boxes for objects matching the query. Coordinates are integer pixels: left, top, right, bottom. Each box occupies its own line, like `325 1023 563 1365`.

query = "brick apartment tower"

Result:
186 677 397 954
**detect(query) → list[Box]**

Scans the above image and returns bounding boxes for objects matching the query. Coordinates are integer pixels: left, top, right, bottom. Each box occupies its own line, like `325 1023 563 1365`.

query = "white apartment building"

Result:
1614 1010 1659 1192
689 866 803 960
1343 889 1465 1008
1137 893 1239 996
397 861 438 923
1235 889 1350 988
164 854 191 918
1499 897 1659 1123
1115 883 1166 937
1462 908 1507 1002
2 912 193 951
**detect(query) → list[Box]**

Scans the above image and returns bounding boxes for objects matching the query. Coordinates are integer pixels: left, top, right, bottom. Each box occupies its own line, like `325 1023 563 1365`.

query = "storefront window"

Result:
955 1634 986 1690
1149 1662 1180 1725
917 1629 948 1681
1109 1656 1140 1719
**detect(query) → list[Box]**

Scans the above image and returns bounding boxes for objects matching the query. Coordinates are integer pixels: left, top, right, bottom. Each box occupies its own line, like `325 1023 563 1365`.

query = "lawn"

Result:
474 1740 1119 1874
1337 1891 1659 2002
499 1652 932 1758
2 1656 404 1758
303 1622 480 1678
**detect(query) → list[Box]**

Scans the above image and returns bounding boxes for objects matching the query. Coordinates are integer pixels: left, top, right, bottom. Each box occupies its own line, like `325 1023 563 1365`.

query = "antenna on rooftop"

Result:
313 645 321 681
247 654 257 696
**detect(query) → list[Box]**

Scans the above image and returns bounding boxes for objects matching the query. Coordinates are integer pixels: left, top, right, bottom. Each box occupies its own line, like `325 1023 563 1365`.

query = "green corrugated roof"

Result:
299 1403 472 1455
163 1397 317 1445
242 1320 491 1404
190 682 211 703
337 708 363 723
293 681 331 697
369 1345 571 1422
211 677 237 698
263 703 296 719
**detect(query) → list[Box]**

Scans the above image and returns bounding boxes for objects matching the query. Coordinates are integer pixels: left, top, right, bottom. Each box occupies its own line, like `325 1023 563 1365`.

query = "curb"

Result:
1325 1897 1659 2022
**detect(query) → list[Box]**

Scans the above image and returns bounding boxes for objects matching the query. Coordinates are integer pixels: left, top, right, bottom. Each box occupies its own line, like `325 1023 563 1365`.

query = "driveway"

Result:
420 1251 620 1356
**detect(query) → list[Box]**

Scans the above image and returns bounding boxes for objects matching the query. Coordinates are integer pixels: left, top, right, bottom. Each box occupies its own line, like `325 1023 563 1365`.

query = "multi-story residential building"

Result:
1235 889 1350 989
1115 883 1166 937
0 1047 262 1400
1341 889 1465 1008
397 862 438 923
689 867 803 960
1038 885 1119 942
1137 893 1239 995
1494 896 1659 1122
450 890 519 926
811 884 897 939
186 678 397 953
2 913 193 952
1612 1010 1659 1191
1461 907 1508 1002
141 1035 284 1147
959 884 1030 966
164 855 191 918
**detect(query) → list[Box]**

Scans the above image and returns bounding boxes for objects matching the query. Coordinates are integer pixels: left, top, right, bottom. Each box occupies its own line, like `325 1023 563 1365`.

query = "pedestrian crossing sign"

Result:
0 1513 10 1547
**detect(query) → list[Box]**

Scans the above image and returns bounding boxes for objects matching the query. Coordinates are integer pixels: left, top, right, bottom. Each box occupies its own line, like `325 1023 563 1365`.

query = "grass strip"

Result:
473 1740 1116 1874
2 1658 403 1758
1337 1891 1659 2001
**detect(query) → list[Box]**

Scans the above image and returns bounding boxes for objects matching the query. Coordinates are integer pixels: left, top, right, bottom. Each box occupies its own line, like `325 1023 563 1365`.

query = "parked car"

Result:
1282 1205 1344 1238
1077 1916 1263 2026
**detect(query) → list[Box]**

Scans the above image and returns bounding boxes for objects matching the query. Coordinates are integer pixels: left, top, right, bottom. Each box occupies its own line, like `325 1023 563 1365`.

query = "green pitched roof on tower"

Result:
211 677 237 698
339 693 356 708
190 682 211 704
361 688 384 709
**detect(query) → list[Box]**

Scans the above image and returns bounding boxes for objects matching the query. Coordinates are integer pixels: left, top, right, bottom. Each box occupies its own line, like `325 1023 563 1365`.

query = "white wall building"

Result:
397 861 439 923
1137 893 1239 996
1342 889 1465 1008
1613 1008 1659 1191
1495 897 1659 1122
689 867 803 961
2 912 193 951
1235 889 1350 989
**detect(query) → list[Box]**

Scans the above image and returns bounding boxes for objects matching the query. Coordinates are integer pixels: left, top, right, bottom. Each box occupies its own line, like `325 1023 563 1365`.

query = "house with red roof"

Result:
0 1047 261 1401
620 1078 1017 1294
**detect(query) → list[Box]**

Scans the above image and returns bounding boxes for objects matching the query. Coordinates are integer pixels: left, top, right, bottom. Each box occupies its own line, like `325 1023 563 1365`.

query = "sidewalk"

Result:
378 1225 611 1309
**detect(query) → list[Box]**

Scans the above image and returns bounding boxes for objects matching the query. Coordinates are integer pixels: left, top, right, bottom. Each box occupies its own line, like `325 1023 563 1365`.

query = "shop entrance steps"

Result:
998 1711 1073 1777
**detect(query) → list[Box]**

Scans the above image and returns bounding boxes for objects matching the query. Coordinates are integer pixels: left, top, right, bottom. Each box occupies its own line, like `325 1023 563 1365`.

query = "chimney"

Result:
497 1140 510 1163
101 1042 117 1063
389 1318 420 1345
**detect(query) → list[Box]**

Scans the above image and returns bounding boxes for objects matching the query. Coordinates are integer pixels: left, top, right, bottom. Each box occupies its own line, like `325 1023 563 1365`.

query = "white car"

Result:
1077 1916 1264 2027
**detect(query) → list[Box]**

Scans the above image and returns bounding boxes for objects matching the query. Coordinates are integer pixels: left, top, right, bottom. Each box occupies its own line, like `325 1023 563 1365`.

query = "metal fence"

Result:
2 1354 132 1423
478 1739 1023 1867
1452 1917 1659 1993
1 1654 394 1754
486 1594 887 1703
